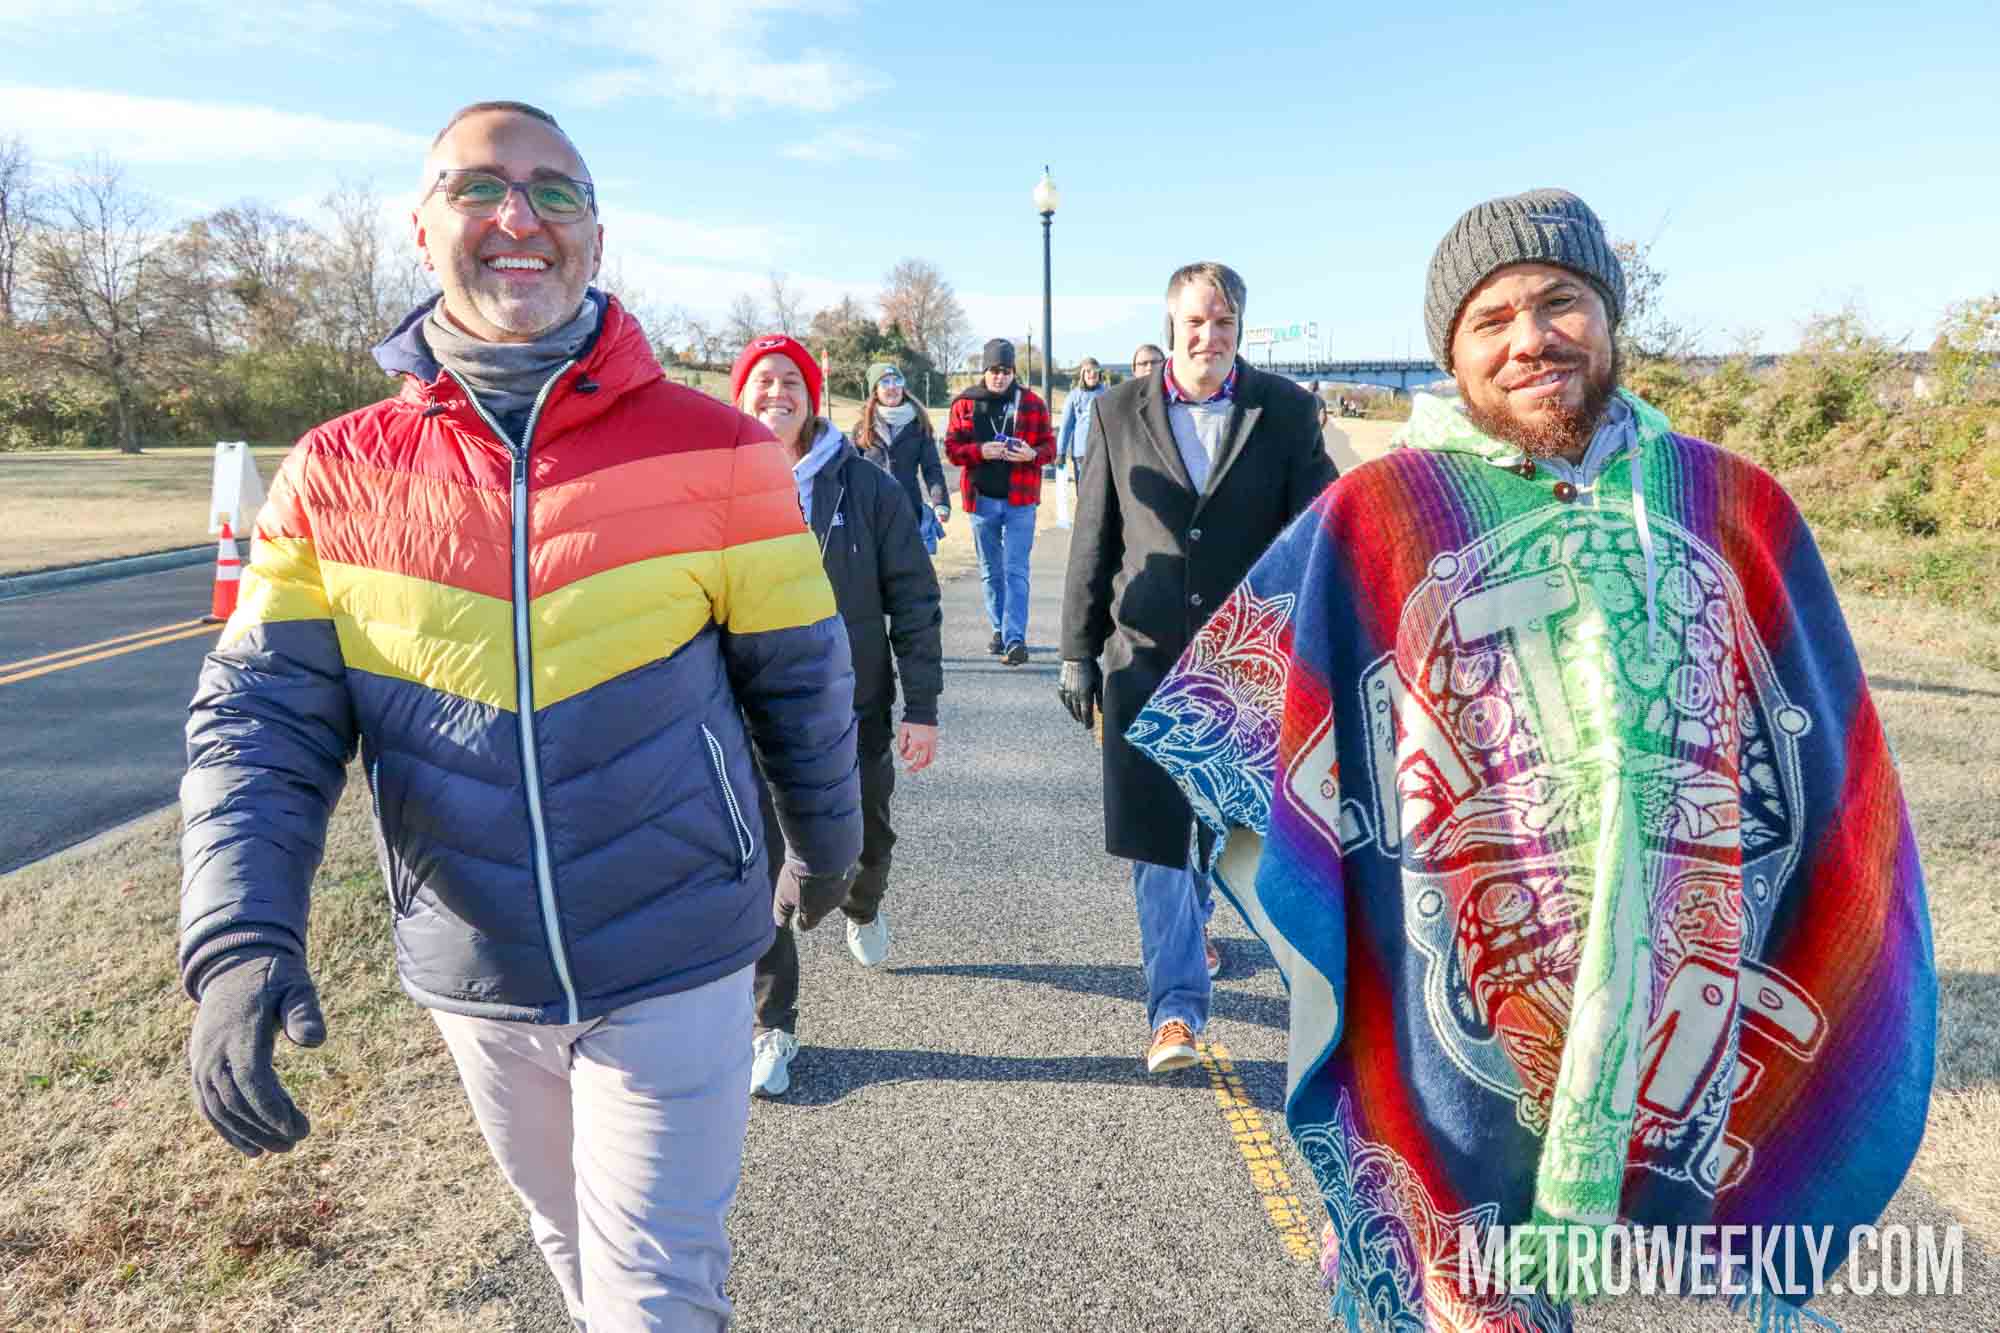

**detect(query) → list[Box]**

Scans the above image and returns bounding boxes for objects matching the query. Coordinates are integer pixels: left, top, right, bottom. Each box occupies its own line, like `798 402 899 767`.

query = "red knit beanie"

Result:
730 334 822 416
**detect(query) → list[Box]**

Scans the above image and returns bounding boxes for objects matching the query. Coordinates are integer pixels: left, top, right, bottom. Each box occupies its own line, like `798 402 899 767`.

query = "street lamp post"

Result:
1033 166 1060 423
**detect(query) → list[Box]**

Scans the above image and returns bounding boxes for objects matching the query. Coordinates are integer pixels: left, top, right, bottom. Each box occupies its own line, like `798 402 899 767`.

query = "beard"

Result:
1461 345 1621 460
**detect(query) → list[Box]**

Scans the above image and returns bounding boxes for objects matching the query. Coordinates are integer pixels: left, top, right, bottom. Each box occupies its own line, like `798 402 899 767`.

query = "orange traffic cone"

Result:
205 521 242 623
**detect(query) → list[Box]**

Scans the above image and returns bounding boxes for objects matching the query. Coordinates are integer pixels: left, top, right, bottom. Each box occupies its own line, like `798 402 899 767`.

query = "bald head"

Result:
422 101 592 196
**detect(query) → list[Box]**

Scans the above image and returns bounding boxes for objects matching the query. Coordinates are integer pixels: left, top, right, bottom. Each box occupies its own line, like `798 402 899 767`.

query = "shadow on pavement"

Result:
759 1043 1288 1111
891 959 1288 1030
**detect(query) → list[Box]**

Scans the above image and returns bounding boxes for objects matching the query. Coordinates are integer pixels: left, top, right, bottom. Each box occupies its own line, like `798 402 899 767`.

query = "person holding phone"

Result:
943 338 1056 665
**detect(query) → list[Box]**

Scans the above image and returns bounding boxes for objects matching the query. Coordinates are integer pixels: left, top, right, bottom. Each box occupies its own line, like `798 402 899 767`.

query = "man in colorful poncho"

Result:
1127 188 1935 1330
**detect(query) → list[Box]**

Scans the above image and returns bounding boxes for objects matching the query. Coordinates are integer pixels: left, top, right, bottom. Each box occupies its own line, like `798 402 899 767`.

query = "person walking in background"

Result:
1126 190 1934 1328
731 335 943 1098
1059 262 1337 1074
944 337 1055 665
854 359 951 556
1129 343 1165 381
1056 355 1107 483
178 101 860 1332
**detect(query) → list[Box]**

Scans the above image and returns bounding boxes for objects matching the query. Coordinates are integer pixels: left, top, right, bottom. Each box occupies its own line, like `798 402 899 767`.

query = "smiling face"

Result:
739 353 811 451
1449 263 1617 461
413 110 603 343
1168 279 1239 394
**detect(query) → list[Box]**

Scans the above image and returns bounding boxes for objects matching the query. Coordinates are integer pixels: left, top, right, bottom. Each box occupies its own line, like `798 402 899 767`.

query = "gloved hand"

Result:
1058 658 1102 730
774 861 855 931
187 948 326 1157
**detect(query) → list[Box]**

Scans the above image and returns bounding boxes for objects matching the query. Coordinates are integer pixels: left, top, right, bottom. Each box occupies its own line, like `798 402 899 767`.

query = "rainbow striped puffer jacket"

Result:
178 293 860 1024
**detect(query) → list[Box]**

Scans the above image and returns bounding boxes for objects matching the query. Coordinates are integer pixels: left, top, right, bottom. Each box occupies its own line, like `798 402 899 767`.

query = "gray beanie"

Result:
1423 188 1625 370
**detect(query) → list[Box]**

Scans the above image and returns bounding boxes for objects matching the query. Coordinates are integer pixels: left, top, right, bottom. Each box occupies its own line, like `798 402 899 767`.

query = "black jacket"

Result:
807 438 944 726
859 415 950 523
1060 360 1337 865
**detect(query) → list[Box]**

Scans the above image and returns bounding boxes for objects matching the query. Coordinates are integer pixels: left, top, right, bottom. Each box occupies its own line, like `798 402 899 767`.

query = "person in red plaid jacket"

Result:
943 338 1056 665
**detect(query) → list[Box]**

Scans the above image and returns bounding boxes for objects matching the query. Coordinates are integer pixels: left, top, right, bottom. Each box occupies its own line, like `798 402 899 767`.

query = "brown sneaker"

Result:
1146 1019 1199 1074
1204 929 1221 980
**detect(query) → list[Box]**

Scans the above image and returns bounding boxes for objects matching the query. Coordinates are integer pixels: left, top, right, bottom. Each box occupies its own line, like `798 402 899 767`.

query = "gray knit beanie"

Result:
1423 188 1625 370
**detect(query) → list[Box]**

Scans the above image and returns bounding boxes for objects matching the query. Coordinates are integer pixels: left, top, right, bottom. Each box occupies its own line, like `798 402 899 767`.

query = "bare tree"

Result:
725 290 766 350
206 201 315 348
27 158 174 452
1612 237 1698 360
682 313 719 366
808 293 872 341
0 135 34 327
879 258 969 373
312 178 428 369
767 270 807 336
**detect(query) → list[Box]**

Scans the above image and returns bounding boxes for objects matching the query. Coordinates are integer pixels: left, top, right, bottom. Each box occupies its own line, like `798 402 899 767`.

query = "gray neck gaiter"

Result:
425 296 601 422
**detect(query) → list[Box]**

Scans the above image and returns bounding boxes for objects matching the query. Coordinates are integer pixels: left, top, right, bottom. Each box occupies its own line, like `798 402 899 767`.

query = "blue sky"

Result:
3 0 1995 367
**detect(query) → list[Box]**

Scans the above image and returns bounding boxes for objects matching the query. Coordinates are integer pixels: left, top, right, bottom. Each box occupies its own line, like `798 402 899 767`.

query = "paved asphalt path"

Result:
0 562 220 873
450 522 1335 1332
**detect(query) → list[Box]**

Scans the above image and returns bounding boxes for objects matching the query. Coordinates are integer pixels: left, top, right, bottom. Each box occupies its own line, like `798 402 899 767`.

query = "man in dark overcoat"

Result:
1058 261 1338 1073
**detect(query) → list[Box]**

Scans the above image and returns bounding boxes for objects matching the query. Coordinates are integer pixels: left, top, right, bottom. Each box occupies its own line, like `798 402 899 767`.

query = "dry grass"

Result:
0 784 520 1332
0 449 291 576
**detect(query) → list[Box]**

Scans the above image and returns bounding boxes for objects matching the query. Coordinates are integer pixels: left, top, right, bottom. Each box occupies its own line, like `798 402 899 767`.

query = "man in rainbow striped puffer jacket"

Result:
177 100 859 1331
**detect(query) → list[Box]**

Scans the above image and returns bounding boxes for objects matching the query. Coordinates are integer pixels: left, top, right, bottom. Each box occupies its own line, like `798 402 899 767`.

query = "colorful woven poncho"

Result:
1128 391 1935 1331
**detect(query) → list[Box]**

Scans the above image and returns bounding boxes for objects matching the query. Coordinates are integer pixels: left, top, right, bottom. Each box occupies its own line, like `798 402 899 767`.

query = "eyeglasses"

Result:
427 169 596 222
1132 358 1163 373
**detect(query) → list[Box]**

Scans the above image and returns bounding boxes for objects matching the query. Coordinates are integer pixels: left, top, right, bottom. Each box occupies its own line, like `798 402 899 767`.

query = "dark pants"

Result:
753 712 897 1035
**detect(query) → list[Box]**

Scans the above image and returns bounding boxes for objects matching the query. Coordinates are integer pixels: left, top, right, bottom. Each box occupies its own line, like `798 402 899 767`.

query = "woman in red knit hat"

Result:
728 334 944 1098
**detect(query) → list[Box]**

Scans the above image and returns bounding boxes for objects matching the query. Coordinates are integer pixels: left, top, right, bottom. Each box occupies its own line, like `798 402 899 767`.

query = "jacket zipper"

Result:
453 365 583 1024
701 723 756 876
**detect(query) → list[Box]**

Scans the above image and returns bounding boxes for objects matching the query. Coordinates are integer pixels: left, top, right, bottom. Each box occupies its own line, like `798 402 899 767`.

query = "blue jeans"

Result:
969 495 1036 645
1132 859 1216 1032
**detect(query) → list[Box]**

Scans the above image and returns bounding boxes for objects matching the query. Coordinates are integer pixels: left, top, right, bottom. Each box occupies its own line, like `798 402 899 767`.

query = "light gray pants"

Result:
431 967 754 1332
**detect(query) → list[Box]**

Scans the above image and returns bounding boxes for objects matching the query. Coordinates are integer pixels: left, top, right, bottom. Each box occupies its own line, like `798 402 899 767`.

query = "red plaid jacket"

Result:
943 387 1056 508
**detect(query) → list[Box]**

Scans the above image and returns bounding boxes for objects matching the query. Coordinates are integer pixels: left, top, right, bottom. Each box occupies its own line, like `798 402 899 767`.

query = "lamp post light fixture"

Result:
1033 166 1059 420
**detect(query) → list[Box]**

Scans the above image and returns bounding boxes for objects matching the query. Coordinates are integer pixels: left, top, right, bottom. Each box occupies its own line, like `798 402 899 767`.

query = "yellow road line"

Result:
0 622 216 687
0 618 208 674
1199 1039 1320 1267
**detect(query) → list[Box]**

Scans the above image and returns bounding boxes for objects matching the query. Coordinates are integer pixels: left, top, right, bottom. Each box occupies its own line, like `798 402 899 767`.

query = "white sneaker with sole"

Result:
750 1029 798 1097
846 909 891 967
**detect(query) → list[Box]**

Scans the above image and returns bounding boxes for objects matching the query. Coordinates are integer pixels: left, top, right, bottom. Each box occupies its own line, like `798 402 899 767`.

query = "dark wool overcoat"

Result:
1060 359 1338 866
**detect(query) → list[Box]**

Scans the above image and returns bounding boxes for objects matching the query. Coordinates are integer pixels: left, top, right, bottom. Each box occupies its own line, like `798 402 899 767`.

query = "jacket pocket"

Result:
701 723 756 878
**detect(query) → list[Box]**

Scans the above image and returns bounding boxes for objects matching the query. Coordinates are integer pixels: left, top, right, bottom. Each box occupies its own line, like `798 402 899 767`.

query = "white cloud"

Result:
0 85 427 166
781 128 909 164
3 1 886 118
565 1 883 115
614 208 799 268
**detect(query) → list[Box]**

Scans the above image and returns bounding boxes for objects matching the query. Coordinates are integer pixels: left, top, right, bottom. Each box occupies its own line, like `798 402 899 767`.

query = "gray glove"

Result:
1058 658 1102 730
774 861 854 931
188 948 325 1157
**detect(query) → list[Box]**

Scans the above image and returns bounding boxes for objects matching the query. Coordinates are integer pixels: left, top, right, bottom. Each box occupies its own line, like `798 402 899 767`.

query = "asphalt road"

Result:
0 562 221 873
446 519 1335 1332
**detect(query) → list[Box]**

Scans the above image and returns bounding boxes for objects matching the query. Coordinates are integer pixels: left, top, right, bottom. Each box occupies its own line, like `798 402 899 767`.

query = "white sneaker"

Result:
750 1029 798 1097
846 909 891 967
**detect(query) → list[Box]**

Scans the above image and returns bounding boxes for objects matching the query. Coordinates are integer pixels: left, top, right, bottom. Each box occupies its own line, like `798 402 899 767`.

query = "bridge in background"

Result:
1264 358 1448 394
1097 357 1448 394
